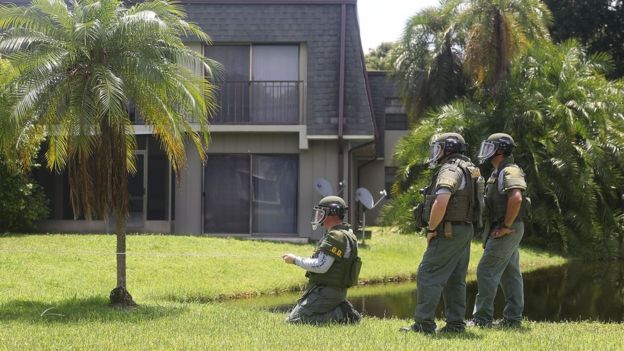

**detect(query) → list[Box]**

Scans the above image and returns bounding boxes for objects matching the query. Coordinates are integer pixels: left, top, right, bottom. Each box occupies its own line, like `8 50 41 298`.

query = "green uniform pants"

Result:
287 284 360 324
413 223 473 332
473 221 524 323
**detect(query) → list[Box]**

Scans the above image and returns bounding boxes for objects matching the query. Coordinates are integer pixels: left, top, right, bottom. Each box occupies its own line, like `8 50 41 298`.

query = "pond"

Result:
262 262 624 322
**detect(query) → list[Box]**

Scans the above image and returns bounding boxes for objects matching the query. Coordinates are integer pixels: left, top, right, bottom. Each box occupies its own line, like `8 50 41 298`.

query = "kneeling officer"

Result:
282 196 362 324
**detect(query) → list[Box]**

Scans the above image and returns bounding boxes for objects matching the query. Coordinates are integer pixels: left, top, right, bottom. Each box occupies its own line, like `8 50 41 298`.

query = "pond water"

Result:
265 262 624 322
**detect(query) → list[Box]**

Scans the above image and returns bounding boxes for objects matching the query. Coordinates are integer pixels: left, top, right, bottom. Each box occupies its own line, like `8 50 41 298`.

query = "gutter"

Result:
337 3 347 189
344 1 379 222
346 139 374 222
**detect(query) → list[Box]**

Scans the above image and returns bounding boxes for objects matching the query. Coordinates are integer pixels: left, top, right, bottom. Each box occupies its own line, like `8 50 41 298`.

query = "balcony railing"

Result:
210 80 304 125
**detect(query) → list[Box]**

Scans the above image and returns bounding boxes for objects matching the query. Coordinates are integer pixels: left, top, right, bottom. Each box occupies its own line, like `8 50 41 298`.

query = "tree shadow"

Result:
0 296 187 324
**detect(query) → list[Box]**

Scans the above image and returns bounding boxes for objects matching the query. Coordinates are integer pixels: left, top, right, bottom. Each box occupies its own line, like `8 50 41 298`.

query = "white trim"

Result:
307 134 374 140
209 124 303 133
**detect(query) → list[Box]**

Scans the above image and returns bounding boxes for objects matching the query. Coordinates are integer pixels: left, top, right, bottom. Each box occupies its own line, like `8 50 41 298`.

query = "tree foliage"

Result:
390 4 466 119
0 0 218 305
0 59 49 232
543 0 624 79
364 42 395 71
391 0 552 120
381 40 624 259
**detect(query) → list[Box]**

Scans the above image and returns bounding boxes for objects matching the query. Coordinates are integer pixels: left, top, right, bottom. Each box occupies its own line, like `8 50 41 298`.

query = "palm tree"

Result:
392 0 552 119
0 0 218 306
383 40 624 258
391 2 466 119
462 0 553 87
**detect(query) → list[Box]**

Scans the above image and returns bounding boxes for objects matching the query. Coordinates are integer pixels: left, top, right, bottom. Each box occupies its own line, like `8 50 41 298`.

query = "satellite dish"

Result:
314 178 334 197
355 188 375 210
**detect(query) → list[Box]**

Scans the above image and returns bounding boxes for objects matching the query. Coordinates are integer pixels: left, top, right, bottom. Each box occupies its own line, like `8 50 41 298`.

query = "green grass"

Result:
0 228 564 302
1 301 622 350
3 228 615 351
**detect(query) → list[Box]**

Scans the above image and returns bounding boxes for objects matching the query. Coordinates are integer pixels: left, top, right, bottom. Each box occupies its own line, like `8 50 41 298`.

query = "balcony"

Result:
211 81 304 125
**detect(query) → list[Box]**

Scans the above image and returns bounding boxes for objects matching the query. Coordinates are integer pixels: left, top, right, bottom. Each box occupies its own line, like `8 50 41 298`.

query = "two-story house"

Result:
22 0 408 240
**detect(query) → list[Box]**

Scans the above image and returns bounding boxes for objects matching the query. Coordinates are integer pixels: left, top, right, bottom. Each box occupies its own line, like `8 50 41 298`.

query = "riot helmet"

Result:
311 196 347 230
477 133 515 164
426 132 467 168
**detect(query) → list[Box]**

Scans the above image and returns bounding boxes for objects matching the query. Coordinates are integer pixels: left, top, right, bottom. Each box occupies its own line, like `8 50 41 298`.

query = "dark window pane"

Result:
385 98 408 130
252 155 298 234
251 45 299 123
171 167 175 221
204 155 251 233
205 45 250 81
136 135 147 150
128 154 145 227
205 45 250 123
147 139 169 220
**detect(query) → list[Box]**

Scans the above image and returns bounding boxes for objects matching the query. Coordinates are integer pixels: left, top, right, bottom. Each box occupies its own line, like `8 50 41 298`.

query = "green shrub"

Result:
383 40 624 259
0 159 49 232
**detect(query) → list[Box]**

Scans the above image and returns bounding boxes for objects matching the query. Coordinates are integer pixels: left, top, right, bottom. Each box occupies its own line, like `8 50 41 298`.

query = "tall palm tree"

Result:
0 0 218 306
391 2 466 120
462 0 553 87
392 0 552 119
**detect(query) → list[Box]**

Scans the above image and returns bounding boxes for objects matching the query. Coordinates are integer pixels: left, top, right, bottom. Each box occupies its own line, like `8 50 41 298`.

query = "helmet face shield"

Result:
477 140 498 163
311 206 327 230
426 142 444 168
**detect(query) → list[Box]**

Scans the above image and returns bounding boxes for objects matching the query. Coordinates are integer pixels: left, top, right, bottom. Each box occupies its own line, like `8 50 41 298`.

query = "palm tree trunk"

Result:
116 225 127 288
110 215 136 307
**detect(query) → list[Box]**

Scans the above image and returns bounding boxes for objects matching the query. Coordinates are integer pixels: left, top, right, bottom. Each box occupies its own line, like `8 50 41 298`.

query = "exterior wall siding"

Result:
185 3 374 136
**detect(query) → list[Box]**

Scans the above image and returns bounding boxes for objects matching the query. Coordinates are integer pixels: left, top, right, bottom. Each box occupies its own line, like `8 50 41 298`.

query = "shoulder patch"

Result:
435 165 463 193
319 230 347 258
500 165 527 192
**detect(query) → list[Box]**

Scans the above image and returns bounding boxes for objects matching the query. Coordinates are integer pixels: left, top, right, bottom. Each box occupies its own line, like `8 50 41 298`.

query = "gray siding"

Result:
185 3 374 136
367 71 400 158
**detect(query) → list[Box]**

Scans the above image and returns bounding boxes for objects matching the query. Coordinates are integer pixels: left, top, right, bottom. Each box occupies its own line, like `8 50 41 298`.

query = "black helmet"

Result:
426 132 467 167
311 196 347 230
477 133 515 164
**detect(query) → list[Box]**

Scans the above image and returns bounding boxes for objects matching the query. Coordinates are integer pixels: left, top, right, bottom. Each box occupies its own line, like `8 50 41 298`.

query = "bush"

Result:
0 159 49 232
383 40 624 259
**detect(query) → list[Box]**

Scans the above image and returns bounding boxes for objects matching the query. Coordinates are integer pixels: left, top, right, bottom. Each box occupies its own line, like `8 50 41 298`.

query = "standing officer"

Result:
401 132 482 334
469 133 526 328
282 196 362 324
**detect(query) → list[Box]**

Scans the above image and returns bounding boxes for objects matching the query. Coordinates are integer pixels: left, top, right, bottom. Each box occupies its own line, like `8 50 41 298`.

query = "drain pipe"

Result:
347 140 374 223
337 3 346 196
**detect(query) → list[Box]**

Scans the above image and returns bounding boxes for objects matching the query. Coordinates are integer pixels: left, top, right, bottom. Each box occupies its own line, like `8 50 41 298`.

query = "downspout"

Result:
347 140 374 223
338 3 346 192
345 1 379 223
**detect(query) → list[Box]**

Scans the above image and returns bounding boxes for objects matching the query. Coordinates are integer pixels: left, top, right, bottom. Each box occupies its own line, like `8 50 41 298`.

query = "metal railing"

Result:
210 80 304 125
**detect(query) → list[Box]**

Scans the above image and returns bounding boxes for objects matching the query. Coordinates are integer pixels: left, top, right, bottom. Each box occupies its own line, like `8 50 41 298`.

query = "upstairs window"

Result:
205 44 301 124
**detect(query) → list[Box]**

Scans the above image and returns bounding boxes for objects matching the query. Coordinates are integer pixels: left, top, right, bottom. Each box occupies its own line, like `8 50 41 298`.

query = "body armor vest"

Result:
485 159 527 223
423 155 482 224
307 224 359 288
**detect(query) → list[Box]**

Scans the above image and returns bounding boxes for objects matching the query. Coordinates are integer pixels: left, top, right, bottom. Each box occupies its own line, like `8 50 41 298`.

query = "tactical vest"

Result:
485 158 527 223
307 224 359 288
423 155 482 224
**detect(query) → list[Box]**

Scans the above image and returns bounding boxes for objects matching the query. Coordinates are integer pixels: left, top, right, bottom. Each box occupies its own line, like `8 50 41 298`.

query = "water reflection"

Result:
267 262 624 322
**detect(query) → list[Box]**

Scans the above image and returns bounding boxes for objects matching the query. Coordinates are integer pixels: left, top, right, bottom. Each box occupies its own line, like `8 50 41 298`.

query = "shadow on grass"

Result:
431 330 483 340
0 296 188 324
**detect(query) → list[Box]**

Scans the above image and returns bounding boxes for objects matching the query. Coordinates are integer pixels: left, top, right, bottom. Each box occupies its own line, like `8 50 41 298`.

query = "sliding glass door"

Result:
203 154 298 235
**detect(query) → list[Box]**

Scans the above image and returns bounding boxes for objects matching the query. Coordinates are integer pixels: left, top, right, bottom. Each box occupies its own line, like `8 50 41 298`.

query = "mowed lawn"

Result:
4 228 619 351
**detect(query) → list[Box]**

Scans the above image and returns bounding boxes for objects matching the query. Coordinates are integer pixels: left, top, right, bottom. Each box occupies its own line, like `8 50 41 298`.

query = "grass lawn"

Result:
2 228 617 351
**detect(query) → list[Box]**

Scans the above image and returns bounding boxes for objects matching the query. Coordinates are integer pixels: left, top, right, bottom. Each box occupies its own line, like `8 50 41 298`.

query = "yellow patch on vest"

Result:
468 166 481 178
330 246 343 257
